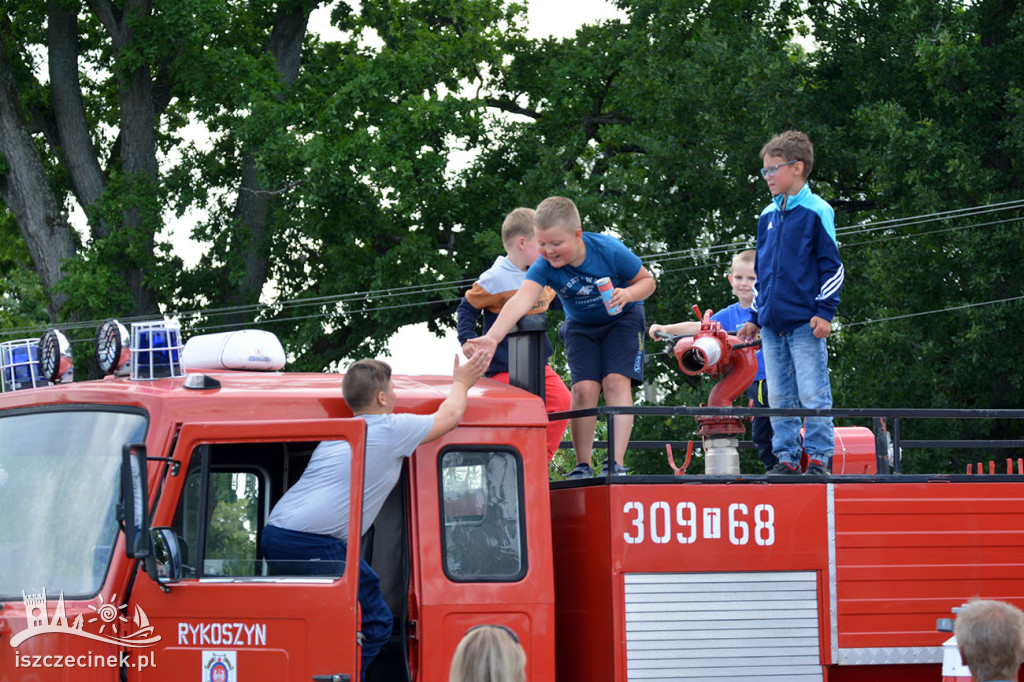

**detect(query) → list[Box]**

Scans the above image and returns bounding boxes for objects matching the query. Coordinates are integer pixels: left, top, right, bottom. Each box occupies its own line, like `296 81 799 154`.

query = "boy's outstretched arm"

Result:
463 280 544 362
608 266 656 309
649 321 700 339
422 353 490 443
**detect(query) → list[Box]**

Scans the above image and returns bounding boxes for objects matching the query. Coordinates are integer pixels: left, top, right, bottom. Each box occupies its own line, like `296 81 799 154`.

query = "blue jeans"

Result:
261 525 393 679
761 324 834 465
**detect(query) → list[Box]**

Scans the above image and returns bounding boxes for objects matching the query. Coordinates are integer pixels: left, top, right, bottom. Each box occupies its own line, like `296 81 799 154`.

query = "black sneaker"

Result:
565 463 595 480
600 461 628 476
768 462 800 475
805 460 831 476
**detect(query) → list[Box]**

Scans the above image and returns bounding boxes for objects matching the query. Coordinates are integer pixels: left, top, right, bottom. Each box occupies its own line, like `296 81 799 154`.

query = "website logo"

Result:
9 588 161 648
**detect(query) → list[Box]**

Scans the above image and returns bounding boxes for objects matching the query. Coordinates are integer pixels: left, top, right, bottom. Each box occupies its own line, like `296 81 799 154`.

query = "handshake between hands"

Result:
462 336 497 364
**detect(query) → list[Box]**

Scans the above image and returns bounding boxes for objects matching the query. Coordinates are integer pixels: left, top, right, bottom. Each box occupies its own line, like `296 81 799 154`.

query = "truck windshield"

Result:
0 409 147 601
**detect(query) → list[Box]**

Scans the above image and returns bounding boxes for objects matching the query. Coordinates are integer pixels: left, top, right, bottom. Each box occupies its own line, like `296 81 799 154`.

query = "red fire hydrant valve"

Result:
672 305 758 437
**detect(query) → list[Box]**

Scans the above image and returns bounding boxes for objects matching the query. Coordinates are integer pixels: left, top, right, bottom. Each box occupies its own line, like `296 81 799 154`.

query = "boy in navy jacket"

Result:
738 131 843 476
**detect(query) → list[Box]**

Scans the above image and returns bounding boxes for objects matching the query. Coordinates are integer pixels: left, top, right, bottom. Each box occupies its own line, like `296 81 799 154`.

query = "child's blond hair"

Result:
731 249 755 273
500 208 536 250
535 196 582 231
760 130 814 178
449 625 526 682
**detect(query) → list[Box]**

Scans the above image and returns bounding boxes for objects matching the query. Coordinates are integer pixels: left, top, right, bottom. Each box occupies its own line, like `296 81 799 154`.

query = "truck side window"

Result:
204 471 260 576
174 458 267 579
439 448 526 582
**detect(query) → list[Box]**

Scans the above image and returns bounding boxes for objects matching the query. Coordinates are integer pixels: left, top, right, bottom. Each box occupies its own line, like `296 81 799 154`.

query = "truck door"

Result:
413 438 557 680
128 419 367 682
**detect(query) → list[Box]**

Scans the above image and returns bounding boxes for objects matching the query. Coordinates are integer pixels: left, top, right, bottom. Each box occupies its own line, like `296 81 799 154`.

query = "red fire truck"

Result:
0 319 1022 681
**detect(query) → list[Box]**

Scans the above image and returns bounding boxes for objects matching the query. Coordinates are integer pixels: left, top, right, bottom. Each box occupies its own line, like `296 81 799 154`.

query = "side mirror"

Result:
120 443 151 559
148 527 183 583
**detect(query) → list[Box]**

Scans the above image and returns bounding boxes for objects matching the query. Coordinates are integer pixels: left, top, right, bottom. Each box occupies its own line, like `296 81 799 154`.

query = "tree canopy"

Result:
1 0 1021 472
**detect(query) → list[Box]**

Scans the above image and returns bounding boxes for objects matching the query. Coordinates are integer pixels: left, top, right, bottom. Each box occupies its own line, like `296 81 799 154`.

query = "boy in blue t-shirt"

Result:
648 249 776 471
464 196 656 479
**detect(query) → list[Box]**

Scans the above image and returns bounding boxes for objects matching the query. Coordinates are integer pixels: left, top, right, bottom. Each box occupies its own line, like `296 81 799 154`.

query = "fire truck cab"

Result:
2 320 1024 682
0 323 555 681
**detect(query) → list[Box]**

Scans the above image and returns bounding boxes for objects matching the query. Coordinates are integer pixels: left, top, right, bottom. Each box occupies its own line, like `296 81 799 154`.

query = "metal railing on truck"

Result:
505 314 1024 478
549 404 1024 477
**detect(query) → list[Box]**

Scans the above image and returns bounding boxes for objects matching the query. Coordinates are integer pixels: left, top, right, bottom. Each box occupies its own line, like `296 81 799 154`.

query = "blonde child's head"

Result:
449 625 526 682
535 196 582 235
501 208 536 251
728 250 756 306
533 197 584 268
501 208 540 270
730 249 756 274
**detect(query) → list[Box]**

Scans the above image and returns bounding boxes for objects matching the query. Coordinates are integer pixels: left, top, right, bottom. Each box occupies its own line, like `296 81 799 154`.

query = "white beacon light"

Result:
38 329 74 384
95 319 131 376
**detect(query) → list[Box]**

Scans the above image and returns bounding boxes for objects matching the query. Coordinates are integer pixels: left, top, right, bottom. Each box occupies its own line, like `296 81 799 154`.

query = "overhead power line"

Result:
1 199 1021 341
644 198 1024 265
658 214 1021 276
841 295 1024 328
44 291 1024 349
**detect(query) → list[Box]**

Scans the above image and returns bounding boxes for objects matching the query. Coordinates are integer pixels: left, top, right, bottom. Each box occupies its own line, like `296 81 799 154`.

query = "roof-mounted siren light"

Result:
38 329 74 384
130 319 184 381
182 330 286 372
0 338 48 392
95 319 131 376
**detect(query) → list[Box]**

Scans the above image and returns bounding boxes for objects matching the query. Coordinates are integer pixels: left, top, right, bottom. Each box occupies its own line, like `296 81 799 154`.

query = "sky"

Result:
369 0 625 374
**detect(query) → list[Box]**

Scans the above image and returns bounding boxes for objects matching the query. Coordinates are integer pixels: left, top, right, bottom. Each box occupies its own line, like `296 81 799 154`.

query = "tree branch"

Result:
830 199 878 212
47 0 109 238
84 0 121 45
223 2 314 322
238 179 307 196
485 96 541 119
0 41 77 320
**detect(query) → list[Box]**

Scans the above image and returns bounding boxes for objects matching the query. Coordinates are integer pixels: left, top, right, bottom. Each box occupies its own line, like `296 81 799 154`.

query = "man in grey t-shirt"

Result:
262 353 488 678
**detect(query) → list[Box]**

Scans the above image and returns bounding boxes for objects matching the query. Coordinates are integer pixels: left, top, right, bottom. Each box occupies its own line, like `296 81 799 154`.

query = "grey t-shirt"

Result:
267 412 435 539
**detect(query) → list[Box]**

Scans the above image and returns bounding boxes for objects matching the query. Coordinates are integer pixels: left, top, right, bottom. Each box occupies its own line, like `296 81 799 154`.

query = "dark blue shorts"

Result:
559 304 646 386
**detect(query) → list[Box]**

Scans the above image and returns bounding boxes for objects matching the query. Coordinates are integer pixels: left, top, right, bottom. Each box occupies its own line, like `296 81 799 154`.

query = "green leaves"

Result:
0 0 1021 468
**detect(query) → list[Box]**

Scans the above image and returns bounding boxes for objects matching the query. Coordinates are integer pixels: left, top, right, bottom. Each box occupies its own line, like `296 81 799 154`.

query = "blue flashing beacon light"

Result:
130 320 184 380
0 338 48 392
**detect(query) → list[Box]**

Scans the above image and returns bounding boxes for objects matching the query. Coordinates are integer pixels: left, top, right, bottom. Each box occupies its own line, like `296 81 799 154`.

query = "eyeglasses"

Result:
466 624 520 644
760 160 799 179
